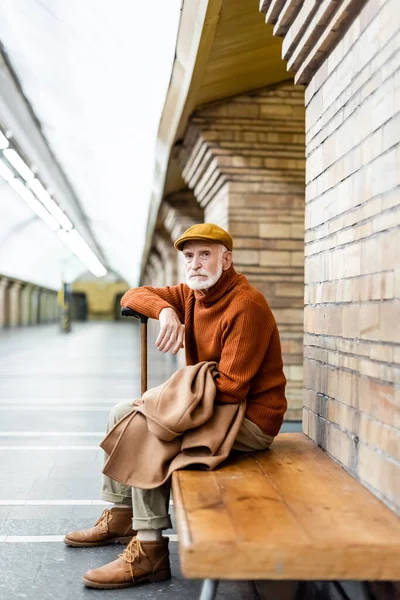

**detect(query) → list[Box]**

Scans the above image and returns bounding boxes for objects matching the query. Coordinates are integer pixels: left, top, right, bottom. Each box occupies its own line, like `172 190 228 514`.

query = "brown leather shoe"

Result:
64 507 135 547
82 536 171 589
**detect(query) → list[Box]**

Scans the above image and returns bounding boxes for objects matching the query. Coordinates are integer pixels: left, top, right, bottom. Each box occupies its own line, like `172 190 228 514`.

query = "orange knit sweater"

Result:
121 266 287 437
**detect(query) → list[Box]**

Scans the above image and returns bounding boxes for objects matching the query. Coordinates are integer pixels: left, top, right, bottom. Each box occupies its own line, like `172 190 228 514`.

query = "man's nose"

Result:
192 256 202 269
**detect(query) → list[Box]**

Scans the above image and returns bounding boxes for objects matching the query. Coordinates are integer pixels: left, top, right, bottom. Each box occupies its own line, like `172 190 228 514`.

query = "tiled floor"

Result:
0 321 301 600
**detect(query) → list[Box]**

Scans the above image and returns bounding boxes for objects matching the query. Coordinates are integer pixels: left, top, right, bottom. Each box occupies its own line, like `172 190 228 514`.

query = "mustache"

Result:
188 270 208 278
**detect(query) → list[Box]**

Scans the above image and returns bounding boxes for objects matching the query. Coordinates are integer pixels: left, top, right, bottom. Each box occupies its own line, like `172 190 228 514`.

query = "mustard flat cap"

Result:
174 223 233 252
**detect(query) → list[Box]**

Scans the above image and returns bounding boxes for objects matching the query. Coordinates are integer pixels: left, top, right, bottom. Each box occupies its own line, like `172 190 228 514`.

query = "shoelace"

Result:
120 537 148 578
94 509 112 531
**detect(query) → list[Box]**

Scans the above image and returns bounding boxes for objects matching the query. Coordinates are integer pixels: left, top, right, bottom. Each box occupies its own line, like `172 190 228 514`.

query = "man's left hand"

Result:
156 307 185 355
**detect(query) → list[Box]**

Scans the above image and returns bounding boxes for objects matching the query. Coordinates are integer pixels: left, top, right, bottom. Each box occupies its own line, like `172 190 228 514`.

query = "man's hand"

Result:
156 308 185 355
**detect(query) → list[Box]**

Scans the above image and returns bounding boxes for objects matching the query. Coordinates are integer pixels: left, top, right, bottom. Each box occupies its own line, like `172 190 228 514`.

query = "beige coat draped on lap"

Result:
101 361 246 489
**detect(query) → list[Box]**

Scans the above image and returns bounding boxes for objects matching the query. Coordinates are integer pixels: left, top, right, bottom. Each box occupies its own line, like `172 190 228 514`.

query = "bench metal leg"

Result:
199 579 219 600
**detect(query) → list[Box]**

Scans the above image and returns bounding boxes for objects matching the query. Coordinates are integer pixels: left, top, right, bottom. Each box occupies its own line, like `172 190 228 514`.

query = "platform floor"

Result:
0 321 301 600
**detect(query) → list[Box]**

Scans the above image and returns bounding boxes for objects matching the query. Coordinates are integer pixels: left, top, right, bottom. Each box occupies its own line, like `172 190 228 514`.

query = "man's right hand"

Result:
156 308 185 355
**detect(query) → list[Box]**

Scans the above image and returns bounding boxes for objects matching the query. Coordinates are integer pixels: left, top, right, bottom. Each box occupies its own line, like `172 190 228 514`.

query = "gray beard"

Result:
185 262 223 291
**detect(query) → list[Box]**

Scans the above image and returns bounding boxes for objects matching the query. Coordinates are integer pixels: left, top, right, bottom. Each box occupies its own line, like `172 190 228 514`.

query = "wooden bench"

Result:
172 433 400 600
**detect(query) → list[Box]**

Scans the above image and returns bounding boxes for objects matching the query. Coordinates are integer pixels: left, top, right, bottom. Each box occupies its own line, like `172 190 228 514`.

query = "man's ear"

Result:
222 250 233 271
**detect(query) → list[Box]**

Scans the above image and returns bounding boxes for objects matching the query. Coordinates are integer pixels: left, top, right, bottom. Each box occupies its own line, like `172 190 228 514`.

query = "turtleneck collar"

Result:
194 265 240 307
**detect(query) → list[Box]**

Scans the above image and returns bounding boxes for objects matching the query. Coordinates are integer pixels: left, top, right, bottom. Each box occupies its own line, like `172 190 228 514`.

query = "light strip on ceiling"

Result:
57 230 107 277
0 131 9 150
0 159 14 182
29 179 73 231
9 178 60 231
3 148 35 181
0 127 107 278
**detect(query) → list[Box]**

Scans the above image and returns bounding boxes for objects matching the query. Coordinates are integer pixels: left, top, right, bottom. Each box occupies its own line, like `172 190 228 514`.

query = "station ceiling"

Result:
0 0 181 288
0 0 290 290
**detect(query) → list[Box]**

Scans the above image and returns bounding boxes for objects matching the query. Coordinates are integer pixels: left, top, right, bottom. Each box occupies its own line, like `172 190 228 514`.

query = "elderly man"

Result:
65 223 287 589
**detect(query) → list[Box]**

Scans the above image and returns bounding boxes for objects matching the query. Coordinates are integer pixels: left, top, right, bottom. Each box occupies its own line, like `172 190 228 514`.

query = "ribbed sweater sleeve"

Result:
216 299 275 404
120 285 188 322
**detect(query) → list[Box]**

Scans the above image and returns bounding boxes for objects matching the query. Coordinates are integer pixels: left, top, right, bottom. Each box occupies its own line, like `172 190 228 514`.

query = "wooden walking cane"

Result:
121 307 148 395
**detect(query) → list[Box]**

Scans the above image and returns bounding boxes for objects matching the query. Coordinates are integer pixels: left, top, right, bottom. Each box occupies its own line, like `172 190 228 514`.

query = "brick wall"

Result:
302 0 400 512
180 84 306 419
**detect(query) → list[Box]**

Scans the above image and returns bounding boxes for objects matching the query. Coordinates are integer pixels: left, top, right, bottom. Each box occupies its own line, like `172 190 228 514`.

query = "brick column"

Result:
154 233 177 287
9 281 23 327
141 268 152 287
180 83 305 419
147 251 165 288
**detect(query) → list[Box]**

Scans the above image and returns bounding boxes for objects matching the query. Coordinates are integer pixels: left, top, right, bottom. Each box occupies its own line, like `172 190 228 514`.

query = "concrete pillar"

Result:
0 277 11 328
54 293 59 322
20 284 33 326
180 83 305 420
48 292 56 323
47 292 53 322
45 292 53 322
39 290 48 323
30 287 40 324
48 292 55 323
49 292 58 322
9 281 23 327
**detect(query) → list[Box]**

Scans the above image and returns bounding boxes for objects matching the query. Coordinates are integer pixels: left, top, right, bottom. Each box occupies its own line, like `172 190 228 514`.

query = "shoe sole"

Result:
82 569 171 589
64 536 133 548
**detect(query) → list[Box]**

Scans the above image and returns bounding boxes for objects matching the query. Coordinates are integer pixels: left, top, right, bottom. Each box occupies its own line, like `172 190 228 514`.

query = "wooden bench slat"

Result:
253 436 375 510
174 470 238 544
212 456 312 545
289 502 400 545
172 433 400 581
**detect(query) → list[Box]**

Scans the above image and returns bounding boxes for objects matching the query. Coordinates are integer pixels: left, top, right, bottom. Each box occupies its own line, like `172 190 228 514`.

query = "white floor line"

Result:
0 500 110 506
0 499 174 506
1 534 178 543
0 399 131 404
0 446 100 450
4 535 65 543
0 432 104 437
0 407 110 412
29 500 111 506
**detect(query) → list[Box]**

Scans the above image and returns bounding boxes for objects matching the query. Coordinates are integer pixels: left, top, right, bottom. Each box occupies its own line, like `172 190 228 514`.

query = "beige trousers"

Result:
101 401 274 530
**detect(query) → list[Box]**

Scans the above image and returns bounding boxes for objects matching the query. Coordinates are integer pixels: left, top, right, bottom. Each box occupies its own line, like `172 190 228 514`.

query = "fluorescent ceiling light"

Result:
9 178 35 203
29 178 73 231
58 229 107 278
0 130 9 150
9 178 59 231
3 148 35 181
0 158 14 182
2 135 104 277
